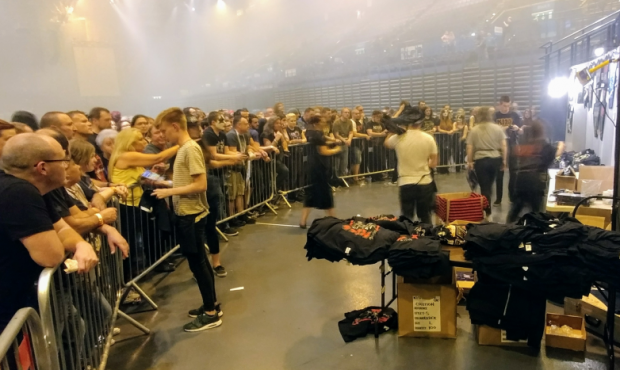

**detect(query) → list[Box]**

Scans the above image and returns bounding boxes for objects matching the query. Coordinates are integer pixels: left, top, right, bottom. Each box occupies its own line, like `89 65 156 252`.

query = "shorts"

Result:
351 146 362 165
226 171 246 200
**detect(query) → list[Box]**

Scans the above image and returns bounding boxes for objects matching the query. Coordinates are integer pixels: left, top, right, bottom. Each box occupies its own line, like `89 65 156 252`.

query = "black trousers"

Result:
177 214 217 311
506 191 544 223
275 160 290 191
399 183 435 224
206 175 222 255
474 157 502 214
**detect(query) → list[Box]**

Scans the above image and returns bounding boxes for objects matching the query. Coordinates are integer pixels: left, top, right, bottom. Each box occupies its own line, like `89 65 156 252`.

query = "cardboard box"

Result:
565 294 620 342
577 165 614 193
554 175 577 191
397 274 457 339
475 325 528 347
545 313 586 352
397 263 454 285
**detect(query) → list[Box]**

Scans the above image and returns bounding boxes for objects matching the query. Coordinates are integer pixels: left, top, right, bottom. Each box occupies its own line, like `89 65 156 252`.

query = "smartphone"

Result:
141 170 163 182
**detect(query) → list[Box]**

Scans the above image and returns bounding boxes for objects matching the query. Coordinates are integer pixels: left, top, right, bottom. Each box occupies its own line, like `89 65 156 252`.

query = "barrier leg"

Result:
125 283 157 311
215 226 229 242
116 311 151 335
278 192 292 209
265 202 278 215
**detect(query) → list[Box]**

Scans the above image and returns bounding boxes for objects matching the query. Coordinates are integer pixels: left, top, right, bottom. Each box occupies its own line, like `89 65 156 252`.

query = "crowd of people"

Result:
0 94 560 337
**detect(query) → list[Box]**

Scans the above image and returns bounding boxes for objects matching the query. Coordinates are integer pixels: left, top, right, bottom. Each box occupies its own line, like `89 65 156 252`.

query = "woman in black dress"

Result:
300 115 343 228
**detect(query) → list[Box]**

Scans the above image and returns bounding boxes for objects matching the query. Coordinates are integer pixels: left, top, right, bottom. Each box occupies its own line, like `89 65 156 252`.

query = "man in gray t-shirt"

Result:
466 115 506 217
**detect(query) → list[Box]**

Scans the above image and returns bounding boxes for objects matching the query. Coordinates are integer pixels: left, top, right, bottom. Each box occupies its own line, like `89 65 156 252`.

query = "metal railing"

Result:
0 308 53 370
210 152 278 228
116 188 179 310
37 229 147 370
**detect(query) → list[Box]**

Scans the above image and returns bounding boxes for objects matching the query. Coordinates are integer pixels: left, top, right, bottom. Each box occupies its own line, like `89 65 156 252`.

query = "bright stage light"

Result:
547 77 569 98
217 0 226 10
66 6 74 14
594 47 605 57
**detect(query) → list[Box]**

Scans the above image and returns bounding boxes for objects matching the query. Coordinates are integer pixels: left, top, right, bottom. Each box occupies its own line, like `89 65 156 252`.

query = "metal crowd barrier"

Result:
116 187 179 310
330 136 396 187
209 152 278 226
322 133 468 186
433 131 467 173
0 308 53 370
37 228 148 370
277 144 310 208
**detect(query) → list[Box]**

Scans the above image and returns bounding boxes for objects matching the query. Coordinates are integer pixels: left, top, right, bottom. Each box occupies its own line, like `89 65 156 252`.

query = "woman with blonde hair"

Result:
109 128 179 276
436 108 455 174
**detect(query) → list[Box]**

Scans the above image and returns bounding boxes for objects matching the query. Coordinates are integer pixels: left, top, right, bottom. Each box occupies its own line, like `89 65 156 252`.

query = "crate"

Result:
436 192 488 223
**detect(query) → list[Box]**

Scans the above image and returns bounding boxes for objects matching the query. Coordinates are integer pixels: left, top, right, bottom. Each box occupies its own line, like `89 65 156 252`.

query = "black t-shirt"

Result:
494 111 522 129
202 127 228 155
261 132 286 155
286 126 303 141
0 171 61 329
365 121 385 134
44 188 77 218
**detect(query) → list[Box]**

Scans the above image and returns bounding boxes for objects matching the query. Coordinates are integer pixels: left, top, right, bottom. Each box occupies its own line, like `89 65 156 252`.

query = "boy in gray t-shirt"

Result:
153 108 222 333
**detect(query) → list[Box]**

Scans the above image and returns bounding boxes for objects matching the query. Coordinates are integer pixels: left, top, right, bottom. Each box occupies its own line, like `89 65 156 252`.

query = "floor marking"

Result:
255 222 301 228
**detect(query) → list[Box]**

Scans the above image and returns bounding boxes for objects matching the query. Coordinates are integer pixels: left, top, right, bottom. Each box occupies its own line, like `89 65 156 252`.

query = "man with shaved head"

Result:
0 133 100 331
0 120 17 158
35 130 129 257
40 111 76 140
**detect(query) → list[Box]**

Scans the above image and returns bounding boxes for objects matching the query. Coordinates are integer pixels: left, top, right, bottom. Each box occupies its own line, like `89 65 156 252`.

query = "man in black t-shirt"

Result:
366 110 389 180
494 95 523 206
201 112 247 234
0 134 100 331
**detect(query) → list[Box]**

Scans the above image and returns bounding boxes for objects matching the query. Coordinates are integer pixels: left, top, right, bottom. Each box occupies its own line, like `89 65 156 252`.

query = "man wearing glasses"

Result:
0 133 102 331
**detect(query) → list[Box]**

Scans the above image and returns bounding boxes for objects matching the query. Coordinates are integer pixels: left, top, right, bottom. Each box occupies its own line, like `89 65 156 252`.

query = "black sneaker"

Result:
154 262 176 273
214 265 227 277
183 313 222 332
229 219 246 228
188 304 224 318
493 201 502 207
221 226 239 236
240 215 256 225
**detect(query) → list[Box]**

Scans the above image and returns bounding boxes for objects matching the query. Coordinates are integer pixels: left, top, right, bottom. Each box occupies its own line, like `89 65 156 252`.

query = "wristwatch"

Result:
95 213 104 227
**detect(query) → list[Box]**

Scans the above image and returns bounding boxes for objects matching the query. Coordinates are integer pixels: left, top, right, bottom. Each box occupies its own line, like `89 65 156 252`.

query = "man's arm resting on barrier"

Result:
20 231 66 268
90 193 107 211
366 128 386 138
64 206 117 235
209 146 245 162
97 224 129 258
209 159 237 168
54 218 98 273
318 145 342 156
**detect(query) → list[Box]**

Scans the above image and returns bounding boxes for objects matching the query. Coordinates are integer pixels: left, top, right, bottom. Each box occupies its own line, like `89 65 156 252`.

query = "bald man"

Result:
0 120 17 158
35 130 129 255
40 111 76 140
0 134 99 331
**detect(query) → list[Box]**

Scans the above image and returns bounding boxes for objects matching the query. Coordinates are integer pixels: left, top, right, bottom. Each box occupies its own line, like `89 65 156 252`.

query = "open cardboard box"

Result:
545 313 586 352
475 325 528 347
577 165 614 193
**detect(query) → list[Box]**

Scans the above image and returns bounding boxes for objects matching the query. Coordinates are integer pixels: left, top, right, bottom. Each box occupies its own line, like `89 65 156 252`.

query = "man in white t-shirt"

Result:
385 118 438 224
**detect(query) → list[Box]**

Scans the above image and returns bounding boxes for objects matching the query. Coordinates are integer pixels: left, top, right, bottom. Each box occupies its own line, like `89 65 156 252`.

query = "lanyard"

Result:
234 129 247 153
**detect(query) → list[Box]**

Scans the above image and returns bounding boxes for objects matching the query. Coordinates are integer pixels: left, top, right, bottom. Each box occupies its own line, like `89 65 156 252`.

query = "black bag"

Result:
338 306 398 342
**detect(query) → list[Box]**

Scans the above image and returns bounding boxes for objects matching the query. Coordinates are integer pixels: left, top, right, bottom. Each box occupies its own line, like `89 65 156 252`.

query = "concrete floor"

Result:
107 172 620 370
